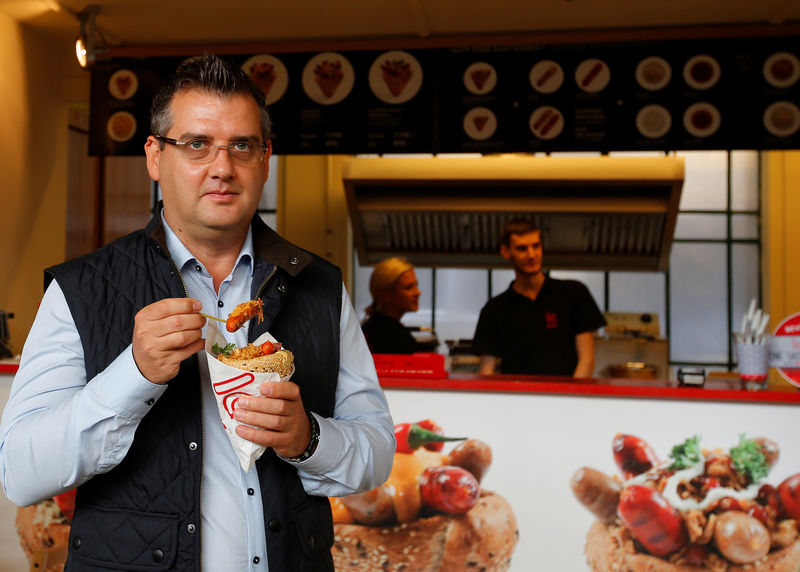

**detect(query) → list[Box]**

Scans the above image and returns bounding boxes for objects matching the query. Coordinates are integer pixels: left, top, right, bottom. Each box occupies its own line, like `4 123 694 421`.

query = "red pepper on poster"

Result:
393 422 465 454
415 419 446 452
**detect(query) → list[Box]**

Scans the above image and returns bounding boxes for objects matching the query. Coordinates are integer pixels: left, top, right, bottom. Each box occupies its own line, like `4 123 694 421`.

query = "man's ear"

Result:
500 243 511 260
260 139 273 185
144 136 161 181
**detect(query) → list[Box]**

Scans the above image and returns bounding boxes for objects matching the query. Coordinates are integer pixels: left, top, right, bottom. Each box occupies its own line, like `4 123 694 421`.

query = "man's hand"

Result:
132 298 206 384
233 381 311 458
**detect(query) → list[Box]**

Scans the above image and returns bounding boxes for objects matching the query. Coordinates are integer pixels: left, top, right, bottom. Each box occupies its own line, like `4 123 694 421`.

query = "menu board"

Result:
89 35 800 156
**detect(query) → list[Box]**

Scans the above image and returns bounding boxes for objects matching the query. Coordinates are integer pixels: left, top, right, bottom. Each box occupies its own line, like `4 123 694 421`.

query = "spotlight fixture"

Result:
75 5 98 68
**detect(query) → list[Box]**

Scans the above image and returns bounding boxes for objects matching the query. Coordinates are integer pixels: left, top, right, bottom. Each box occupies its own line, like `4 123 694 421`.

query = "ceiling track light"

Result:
75 5 99 69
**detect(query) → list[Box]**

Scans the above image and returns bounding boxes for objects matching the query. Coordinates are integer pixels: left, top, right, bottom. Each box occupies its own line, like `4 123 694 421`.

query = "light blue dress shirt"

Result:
0 217 395 571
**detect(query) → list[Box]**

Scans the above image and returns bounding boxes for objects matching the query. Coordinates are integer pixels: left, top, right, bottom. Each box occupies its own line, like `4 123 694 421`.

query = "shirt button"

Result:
188 442 198 451
247 488 255 496
195 264 202 272
268 519 282 532
252 556 260 564
152 549 164 563
145 398 155 406
187 523 196 533
289 256 299 265
278 284 286 293
217 300 224 307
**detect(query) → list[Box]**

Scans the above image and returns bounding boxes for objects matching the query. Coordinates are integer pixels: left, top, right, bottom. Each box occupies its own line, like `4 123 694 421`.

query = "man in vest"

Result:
0 54 395 571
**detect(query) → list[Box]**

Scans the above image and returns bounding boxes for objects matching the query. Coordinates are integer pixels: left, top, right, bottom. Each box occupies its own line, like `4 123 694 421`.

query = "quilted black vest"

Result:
46 214 338 571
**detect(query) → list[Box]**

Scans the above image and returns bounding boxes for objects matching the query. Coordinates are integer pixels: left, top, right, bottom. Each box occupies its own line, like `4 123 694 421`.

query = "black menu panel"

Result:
89 36 800 156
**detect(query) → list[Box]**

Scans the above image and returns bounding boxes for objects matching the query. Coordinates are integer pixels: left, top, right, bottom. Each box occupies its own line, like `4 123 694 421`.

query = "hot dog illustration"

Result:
612 433 660 478
570 466 621 523
617 484 688 557
572 434 800 571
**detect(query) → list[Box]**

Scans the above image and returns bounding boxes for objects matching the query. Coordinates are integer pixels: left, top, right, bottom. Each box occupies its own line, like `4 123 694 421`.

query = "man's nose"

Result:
208 147 235 177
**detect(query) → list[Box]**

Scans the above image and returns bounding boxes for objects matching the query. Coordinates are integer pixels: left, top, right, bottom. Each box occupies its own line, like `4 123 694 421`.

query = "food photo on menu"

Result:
529 59 565 94
463 107 498 141
575 58 611 93
369 50 423 104
302 51 355 105
330 421 519 571
242 54 289 105
571 433 800 571
763 51 800 89
463 61 497 95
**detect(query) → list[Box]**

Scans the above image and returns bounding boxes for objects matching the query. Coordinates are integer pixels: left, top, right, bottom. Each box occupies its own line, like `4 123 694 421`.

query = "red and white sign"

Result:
771 312 800 387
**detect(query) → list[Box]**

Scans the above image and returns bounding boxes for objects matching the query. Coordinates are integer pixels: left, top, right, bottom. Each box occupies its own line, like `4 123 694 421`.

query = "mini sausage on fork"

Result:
225 300 264 333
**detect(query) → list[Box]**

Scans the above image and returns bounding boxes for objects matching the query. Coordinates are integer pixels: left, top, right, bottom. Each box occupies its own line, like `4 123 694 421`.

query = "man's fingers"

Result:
137 298 202 321
132 298 206 384
259 381 300 400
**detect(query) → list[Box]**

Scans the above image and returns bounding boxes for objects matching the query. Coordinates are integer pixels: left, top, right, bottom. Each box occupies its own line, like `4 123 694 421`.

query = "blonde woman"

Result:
362 257 422 354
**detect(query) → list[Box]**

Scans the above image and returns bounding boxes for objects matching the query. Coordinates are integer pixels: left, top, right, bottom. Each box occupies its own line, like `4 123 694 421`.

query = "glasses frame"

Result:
154 135 269 165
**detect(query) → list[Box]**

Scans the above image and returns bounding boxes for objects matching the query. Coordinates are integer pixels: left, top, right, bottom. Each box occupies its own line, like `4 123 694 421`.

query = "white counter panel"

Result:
384 387 800 571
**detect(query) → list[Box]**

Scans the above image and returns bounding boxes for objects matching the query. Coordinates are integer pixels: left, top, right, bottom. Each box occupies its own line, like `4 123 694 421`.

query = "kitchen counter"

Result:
3 359 799 570
7 358 797 404
0 359 19 375
378 371 800 404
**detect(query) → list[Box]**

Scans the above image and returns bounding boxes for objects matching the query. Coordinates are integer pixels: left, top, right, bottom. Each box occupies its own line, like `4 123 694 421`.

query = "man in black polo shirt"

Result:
472 218 606 377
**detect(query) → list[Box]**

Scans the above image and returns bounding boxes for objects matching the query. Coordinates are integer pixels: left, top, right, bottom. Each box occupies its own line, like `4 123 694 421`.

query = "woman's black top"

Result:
361 311 419 354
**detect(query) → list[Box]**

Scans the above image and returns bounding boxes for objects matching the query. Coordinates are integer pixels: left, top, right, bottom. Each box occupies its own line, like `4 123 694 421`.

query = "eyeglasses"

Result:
154 135 268 166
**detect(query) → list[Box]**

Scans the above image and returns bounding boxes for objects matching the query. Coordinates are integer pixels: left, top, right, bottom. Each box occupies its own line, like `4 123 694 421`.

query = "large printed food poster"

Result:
382 389 800 571
12 378 800 570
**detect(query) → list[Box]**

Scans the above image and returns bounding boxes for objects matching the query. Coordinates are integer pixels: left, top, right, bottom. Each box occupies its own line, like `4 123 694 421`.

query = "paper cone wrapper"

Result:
205 322 294 472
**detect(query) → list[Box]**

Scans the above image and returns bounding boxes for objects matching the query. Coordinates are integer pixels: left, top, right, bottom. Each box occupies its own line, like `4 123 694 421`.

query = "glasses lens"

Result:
175 140 264 165
182 140 212 161
228 142 259 164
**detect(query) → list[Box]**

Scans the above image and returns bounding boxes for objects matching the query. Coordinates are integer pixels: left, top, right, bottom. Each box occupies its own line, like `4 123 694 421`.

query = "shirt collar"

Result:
160 208 254 276
508 274 550 300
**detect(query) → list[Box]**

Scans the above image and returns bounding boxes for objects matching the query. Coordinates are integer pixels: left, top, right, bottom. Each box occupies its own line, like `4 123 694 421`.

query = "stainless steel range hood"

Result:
342 155 684 271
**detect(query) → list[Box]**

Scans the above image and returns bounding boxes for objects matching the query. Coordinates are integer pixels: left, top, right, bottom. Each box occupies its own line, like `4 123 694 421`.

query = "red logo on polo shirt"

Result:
545 311 558 329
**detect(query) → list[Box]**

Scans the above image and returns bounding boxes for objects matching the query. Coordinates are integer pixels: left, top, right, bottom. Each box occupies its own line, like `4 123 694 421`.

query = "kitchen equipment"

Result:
445 339 481 373
408 326 440 352
678 367 706 387
604 312 661 339
608 362 658 379
343 156 684 271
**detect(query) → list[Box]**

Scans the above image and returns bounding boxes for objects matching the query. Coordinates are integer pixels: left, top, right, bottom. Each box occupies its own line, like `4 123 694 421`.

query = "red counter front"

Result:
379 372 800 571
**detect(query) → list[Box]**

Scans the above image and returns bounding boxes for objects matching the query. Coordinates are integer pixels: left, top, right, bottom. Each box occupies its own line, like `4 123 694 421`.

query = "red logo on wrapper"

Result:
213 372 256 419
773 312 800 387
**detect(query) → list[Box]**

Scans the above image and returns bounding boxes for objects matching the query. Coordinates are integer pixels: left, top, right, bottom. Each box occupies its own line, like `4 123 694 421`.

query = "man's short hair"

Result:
500 218 540 247
150 53 272 144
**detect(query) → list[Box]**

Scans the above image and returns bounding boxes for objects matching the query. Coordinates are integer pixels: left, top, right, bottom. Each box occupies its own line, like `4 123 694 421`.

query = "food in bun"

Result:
16 490 75 572
213 340 293 377
333 491 518 572
572 433 800 571
331 421 518 571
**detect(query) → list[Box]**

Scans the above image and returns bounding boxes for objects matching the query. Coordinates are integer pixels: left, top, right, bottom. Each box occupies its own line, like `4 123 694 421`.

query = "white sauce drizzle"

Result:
32 499 68 527
625 459 761 512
